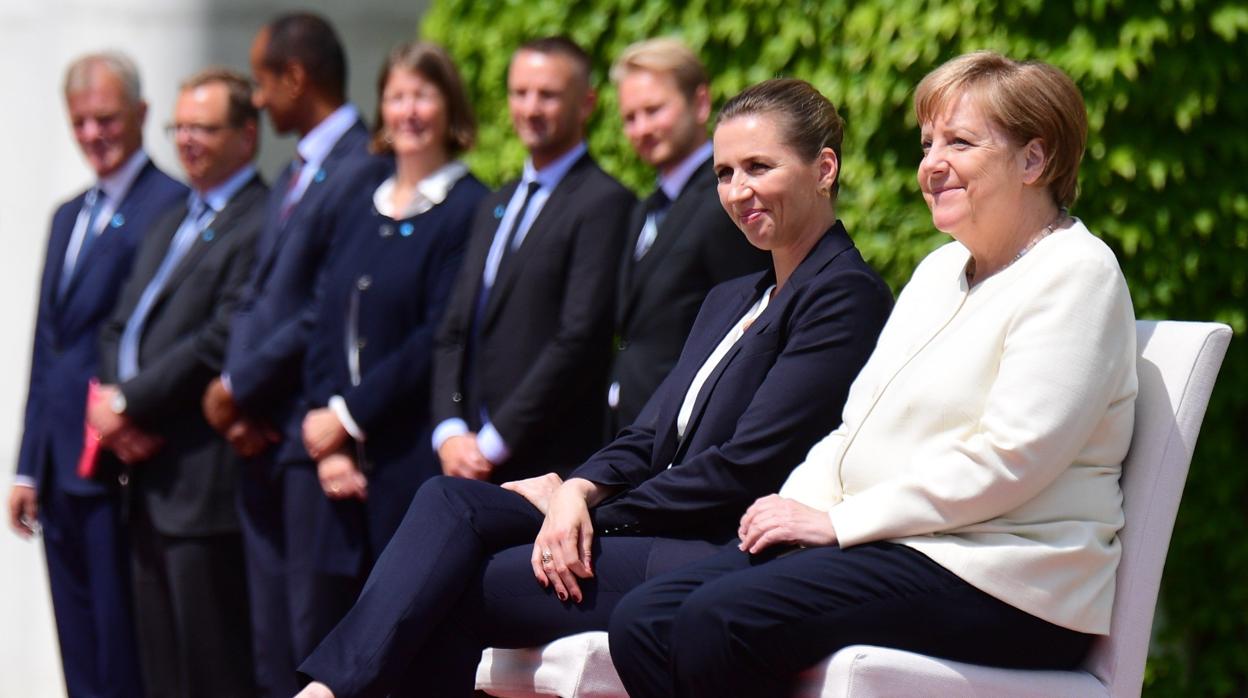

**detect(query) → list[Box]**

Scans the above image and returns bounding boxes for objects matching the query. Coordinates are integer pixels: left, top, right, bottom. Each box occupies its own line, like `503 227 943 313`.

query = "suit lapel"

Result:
58 162 156 304
46 192 89 309
651 278 763 466
482 155 591 329
157 176 264 304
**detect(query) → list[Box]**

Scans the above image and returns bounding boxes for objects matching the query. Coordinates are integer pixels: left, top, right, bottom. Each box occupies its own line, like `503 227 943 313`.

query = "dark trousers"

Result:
237 457 299 697
129 504 254 698
609 541 1096 698
39 483 144 698
298 476 718 698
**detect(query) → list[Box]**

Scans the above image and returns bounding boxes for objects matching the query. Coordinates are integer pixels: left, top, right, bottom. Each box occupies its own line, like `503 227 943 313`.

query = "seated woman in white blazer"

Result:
609 50 1139 698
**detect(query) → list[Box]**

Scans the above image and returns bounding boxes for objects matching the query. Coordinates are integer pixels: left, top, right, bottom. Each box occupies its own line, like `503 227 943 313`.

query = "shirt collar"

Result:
196 163 256 213
658 140 712 202
373 160 469 219
522 141 587 190
296 103 360 169
98 149 149 203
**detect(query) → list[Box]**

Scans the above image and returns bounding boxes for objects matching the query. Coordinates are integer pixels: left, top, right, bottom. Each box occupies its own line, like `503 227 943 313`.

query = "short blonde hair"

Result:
914 51 1087 209
610 37 708 101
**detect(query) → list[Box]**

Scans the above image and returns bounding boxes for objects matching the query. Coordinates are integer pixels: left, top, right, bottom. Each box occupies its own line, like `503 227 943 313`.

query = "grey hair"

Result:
64 51 142 104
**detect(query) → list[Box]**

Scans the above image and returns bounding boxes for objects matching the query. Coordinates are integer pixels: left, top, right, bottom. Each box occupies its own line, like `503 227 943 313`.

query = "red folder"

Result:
78 379 103 479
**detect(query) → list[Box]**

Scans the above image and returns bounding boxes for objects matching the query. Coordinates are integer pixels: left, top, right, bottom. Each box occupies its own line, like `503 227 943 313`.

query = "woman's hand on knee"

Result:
501 472 564 515
531 483 596 602
738 495 837 554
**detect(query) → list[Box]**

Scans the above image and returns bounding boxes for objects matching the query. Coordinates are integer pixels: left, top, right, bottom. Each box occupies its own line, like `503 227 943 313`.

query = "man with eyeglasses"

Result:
7 51 185 698
93 67 267 697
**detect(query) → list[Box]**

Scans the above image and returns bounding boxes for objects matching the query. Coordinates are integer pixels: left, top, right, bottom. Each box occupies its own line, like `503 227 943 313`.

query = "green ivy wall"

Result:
421 1 1248 693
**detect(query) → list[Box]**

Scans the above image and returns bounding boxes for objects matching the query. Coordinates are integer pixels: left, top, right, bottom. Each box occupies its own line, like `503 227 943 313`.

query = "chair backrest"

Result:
1083 320 1231 697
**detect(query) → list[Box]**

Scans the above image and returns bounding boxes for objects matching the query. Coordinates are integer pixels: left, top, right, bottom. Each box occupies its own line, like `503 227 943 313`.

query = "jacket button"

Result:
357 275 372 291
356 337 367 349
451 392 463 403
617 339 629 351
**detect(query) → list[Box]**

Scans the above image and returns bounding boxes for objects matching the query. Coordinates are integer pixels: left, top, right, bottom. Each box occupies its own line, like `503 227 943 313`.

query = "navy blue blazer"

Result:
224 118 385 463
576 223 895 544
301 172 488 574
16 159 187 496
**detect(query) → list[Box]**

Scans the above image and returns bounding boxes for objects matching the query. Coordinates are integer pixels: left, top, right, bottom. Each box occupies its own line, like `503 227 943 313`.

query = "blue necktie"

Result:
58 188 106 298
117 197 211 381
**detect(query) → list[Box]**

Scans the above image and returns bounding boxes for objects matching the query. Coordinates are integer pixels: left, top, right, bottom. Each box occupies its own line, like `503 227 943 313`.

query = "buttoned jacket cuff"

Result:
328 396 366 442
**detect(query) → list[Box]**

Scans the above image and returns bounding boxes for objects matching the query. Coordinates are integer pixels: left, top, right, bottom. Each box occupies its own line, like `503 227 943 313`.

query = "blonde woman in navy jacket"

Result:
298 42 486 599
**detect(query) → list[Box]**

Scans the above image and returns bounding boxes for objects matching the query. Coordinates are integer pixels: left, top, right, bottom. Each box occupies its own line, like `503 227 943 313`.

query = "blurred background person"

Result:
92 67 266 698
199 12 382 695
606 37 768 435
8 50 186 698
609 53 1138 698
295 75 892 698
430 37 635 483
297 40 487 632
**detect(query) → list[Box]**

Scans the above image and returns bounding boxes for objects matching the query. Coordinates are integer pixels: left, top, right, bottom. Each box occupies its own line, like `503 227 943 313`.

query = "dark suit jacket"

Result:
576 223 894 544
610 160 770 433
432 153 635 480
16 159 187 497
97 174 268 536
224 118 384 465
302 172 488 574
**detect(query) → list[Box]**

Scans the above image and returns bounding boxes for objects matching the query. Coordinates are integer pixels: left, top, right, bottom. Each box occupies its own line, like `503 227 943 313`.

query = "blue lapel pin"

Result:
494 205 505 219
202 229 215 242
399 222 415 237
314 169 327 183
110 213 125 228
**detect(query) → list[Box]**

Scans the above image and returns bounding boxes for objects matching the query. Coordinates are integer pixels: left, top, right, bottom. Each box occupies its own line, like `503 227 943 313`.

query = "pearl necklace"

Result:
966 212 1068 286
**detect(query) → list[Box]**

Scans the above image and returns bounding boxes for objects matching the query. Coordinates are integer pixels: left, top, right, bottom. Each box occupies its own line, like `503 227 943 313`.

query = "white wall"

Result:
0 1 425 694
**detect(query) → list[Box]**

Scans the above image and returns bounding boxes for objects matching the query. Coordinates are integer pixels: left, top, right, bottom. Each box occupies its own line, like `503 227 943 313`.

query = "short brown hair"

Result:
610 37 708 101
370 42 476 156
914 51 1087 209
718 78 845 199
180 68 258 128
515 36 592 89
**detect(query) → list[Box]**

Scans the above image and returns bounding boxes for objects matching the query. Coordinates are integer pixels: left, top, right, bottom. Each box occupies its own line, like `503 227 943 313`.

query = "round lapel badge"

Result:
202 229 215 242
399 222 415 237
494 205 505 219
314 169 327 183
110 213 125 228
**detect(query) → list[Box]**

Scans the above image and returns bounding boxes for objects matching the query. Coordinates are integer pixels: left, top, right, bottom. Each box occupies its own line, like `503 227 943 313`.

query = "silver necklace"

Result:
967 212 1068 285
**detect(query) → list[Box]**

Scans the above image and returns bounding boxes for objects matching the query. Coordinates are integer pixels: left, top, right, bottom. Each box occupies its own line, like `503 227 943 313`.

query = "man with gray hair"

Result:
7 51 185 697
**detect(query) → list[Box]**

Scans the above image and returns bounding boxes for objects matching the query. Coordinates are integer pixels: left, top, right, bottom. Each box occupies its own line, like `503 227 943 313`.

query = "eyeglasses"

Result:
164 122 233 139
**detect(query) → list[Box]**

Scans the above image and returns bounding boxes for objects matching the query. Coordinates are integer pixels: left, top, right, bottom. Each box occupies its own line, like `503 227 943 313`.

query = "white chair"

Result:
476 320 1232 698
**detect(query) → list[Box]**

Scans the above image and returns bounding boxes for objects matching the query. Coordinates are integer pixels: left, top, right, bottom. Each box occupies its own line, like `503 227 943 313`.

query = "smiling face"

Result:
917 91 1033 246
380 67 450 162
66 65 145 178
173 82 255 192
713 112 837 254
507 50 593 166
618 69 709 173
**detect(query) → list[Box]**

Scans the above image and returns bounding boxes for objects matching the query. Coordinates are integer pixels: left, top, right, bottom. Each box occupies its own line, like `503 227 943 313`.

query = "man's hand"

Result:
737 494 837 554
303 408 348 460
438 434 493 480
317 452 367 501
501 472 564 515
8 485 38 538
202 377 239 434
86 383 127 444
225 419 280 458
111 425 164 464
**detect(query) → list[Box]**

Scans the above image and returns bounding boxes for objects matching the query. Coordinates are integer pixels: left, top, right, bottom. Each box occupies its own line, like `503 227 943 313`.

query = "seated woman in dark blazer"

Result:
296 77 893 698
298 42 487 584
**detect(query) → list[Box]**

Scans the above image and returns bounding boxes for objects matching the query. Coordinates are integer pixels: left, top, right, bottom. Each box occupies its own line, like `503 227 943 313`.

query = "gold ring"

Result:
541 549 553 566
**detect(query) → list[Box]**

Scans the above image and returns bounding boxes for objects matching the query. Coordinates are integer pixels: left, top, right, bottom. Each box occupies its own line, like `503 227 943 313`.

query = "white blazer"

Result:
780 220 1137 634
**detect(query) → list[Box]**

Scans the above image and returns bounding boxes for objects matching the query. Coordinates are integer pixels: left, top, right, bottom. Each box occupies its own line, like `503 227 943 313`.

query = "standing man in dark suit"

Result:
198 13 379 695
432 37 635 483
7 51 186 698
607 38 770 434
92 68 266 698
